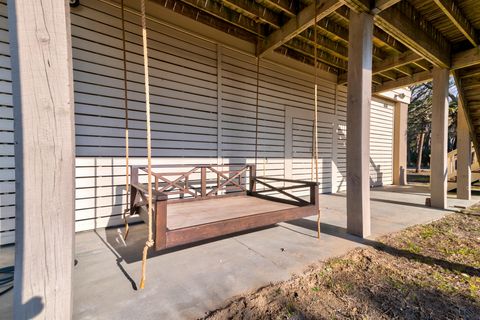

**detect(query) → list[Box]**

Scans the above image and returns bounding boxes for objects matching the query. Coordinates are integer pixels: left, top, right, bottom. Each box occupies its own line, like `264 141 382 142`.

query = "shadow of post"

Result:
285 219 480 277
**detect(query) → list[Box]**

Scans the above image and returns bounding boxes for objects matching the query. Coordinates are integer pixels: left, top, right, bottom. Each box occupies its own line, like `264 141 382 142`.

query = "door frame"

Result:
284 107 338 192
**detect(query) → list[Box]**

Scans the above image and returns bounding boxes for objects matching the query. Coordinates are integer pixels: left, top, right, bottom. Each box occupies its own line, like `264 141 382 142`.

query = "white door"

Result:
369 100 394 187
285 108 336 194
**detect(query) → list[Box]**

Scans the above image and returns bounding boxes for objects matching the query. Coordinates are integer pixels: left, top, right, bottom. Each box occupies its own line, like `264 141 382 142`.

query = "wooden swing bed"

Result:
129 164 319 251
122 0 322 288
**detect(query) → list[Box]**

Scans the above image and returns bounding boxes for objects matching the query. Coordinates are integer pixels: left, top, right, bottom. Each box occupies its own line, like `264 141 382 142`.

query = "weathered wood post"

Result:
346 11 373 238
393 101 408 185
456 104 471 200
8 0 75 318
201 166 207 197
431 67 450 209
154 194 168 250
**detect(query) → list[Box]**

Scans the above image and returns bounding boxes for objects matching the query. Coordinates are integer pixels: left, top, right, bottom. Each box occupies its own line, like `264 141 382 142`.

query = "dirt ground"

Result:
202 208 480 320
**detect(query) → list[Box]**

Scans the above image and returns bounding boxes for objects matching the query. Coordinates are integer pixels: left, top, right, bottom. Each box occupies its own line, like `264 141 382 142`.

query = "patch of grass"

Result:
405 241 422 254
419 224 438 239
204 211 480 320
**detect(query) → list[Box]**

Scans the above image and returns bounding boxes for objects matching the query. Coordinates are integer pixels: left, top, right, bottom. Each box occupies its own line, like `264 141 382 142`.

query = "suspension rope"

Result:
254 55 260 171
313 0 320 239
254 27 260 173
139 0 154 289
121 0 130 240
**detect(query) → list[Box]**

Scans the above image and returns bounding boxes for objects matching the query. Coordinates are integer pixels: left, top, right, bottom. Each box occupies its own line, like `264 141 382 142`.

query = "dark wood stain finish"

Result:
129 164 319 251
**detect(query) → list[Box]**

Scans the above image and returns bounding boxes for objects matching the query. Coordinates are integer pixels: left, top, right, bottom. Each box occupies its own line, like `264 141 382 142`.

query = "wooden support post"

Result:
249 164 256 193
130 166 139 210
9 1 75 318
457 104 471 200
346 11 373 238
201 167 207 197
393 102 408 185
331 120 339 192
154 197 167 250
430 67 450 209
310 184 320 210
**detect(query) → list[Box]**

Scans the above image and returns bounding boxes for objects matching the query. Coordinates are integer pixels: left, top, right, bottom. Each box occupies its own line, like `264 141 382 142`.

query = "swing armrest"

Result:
130 183 168 201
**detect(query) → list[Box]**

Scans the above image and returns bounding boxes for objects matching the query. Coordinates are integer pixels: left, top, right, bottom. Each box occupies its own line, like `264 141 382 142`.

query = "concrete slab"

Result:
1 186 479 319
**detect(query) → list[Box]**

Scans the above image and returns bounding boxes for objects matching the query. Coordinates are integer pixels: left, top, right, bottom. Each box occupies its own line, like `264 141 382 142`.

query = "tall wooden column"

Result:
9 1 75 319
393 102 408 185
456 104 471 200
430 67 450 209
346 11 373 238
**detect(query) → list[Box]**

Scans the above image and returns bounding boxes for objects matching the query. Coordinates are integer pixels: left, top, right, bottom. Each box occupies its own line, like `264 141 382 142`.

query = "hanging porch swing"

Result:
121 0 322 289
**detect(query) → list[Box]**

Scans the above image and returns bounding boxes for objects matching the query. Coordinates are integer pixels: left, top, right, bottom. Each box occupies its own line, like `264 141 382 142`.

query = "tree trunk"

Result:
416 131 425 172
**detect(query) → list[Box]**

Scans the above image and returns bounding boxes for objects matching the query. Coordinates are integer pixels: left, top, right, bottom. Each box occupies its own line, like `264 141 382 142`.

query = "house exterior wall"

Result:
0 0 395 245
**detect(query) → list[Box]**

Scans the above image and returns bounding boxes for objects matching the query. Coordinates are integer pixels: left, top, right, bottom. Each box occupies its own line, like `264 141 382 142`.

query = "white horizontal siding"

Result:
0 0 13 245
370 100 394 187
72 0 219 231
0 0 397 244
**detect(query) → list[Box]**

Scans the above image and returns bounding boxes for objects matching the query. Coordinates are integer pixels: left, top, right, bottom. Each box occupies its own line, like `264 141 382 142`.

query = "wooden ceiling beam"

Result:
176 0 262 35
432 0 478 47
317 17 349 44
373 51 423 74
299 29 348 60
452 46 480 70
219 0 350 70
220 0 282 28
258 0 343 57
285 37 348 70
152 0 258 42
395 65 414 77
274 46 341 74
202 0 352 71
261 0 296 18
458 65 480 79
375 3 451 68
341 0 370 13
461 77 480 90
413 60 431 71
334 6 407 53
379 70 398 81
371 0 402 14
338 50 422 84
316 15 388 61
373 70 433 93
453 71 480 160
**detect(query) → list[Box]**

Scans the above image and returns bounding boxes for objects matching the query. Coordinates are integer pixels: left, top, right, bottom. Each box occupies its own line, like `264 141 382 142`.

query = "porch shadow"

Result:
327 192 456 211
285 220 480 277
103 222 276 265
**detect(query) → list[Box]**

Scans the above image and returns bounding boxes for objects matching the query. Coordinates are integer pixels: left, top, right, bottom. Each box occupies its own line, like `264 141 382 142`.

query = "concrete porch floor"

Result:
1 185 479 319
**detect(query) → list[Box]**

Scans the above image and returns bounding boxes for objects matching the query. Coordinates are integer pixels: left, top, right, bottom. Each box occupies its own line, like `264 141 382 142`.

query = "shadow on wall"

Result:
369 157 383 187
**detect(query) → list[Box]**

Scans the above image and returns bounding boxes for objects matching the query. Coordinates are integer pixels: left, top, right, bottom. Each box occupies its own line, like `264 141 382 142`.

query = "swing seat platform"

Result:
129 164 319 251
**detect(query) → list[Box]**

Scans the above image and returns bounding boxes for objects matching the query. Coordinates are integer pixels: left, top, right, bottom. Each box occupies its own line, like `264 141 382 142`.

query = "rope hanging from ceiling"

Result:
139 0 154 290
313 0 321 239
121 0 131 241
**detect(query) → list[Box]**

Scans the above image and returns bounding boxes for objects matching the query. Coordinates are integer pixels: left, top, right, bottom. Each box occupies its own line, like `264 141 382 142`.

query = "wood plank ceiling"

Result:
148 0 480 150
148 0 480 83
149 0 441 85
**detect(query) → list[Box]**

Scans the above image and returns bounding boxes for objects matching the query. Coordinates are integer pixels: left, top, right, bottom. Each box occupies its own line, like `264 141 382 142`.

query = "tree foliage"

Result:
407 79 458 170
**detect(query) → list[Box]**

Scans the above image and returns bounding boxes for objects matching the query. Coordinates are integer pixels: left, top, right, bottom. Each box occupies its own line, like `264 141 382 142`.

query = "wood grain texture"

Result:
456 104 472 200
346 11 373 238
8 0 75 318
430 67 450 209
259 0 343 57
